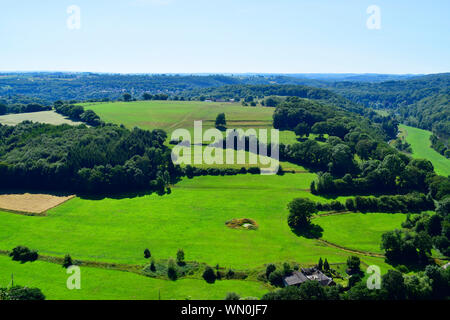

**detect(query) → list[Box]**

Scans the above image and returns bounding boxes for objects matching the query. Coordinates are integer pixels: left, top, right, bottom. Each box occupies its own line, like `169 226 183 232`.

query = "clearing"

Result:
0 111 84 126
399 124 450 176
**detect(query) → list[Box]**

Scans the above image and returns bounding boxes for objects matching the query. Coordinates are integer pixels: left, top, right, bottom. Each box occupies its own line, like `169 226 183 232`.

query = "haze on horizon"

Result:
0 0 449 74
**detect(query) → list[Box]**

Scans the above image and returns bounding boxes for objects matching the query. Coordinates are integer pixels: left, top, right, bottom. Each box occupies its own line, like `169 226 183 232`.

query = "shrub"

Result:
62 254 73 268
176 249 185 266
265 264 276 278
203 266 217 283
225 292 241 300
268 270 284 287
144 248 151 259
167 259 177 280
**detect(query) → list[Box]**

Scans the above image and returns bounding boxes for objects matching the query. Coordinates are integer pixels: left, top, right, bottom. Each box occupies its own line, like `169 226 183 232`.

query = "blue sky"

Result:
0 0 449 74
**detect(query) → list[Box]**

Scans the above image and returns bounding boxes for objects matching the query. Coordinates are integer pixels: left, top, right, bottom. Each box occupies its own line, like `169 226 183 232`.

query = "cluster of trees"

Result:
0 102 51 115
383 198 450 264
430 134 449 158
327 74 449 155
315 193 434 214
9 246 38 263
54 102 102 126
0 286 45 301
262 266 450 300
311 155 445 196
141 93 170 101
184 165 261 179
0 122 179 194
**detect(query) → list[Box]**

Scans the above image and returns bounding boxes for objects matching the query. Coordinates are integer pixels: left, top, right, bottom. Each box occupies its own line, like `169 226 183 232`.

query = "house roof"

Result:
283 267 334 286
283 271 308 286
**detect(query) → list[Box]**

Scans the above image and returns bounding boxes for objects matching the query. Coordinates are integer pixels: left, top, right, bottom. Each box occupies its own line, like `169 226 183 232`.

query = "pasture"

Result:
0 256 267 300
315 212 406 254
0 111 84 126
0 174 390 272
399 124 450 176
82 101 299 145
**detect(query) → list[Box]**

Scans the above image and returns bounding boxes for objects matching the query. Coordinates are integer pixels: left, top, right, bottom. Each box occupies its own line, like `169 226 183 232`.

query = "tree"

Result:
203 266 217 283
123 93 132 102
268 270 284 287
176 248 185 266
9 246 38 263
347 256 361 274
294 123 311 138
215 113 226 128
265 264 276 278
318 258 323 271
63 254 73 268
150 259 156 272
381 270 406 300
167 259 177 280
142 93 153 100
2 286 45 300
0 103 7 115
287 198 317 230
323 259 330 272
144 248 151 259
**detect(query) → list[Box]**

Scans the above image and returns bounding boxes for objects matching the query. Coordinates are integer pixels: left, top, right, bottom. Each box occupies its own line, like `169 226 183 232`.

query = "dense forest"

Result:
0 122 181 194
324 73 450 157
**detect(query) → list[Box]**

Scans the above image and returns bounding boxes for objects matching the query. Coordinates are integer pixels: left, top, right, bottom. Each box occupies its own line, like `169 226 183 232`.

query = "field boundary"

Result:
316 239 385 258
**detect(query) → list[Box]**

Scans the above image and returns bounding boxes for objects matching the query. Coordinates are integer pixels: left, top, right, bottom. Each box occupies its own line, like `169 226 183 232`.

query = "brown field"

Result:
0 193 75 215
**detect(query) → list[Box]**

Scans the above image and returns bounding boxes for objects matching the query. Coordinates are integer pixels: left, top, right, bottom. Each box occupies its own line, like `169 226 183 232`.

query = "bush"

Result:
225 292 241 300
1 286 45 300
9 246 38 263
265 264 276 278
203 266 217 283
269 270 284 287
176 249 185 266
167 259 177 280
62 254 73 268
144 248 151 259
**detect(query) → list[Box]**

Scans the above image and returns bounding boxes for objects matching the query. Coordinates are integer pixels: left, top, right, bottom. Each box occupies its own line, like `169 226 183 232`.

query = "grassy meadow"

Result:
82 100 299 145
0 256 268 300
399 124 450 176
0 174 390 271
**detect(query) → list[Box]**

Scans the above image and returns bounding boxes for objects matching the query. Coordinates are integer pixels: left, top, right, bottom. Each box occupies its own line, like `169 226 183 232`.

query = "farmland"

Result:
83 100 299 145
399 124 450 176
0 110 83 127
0 99 446 301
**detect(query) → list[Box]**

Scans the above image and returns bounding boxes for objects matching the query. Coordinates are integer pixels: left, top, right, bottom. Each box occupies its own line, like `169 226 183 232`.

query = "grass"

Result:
315 212 406 254
399 124 450 177
0 111 83 126
0 256 268 300
0 174 390 271
83 100 299 145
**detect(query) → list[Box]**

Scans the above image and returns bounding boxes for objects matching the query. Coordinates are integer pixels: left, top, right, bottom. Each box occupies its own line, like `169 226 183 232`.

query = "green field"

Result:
315 212 406 254
0 111 83 126
399 124 450 176
0 174 390 271
0 256 267 300
83 100 299 145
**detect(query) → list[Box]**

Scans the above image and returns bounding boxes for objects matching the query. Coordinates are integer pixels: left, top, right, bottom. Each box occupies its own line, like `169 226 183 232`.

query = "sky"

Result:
0 0 449 74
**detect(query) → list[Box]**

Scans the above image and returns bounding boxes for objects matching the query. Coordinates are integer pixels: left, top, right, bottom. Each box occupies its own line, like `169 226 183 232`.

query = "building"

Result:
282 267 335 287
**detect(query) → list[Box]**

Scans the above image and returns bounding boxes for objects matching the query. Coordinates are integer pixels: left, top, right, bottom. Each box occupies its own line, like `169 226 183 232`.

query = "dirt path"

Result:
316 239 385 258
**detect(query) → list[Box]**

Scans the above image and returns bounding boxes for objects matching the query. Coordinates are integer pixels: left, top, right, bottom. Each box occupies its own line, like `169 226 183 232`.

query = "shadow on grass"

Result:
291 223 324 239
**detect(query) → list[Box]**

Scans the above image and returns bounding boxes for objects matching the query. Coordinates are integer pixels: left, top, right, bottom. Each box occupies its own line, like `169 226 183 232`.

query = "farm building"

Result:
283 267 335 287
